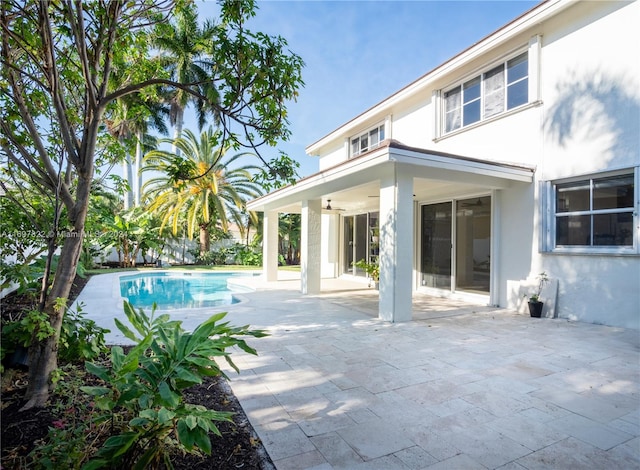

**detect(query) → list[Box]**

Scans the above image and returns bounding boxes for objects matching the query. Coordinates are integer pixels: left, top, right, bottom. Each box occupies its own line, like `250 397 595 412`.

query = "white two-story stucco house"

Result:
247 0 640 329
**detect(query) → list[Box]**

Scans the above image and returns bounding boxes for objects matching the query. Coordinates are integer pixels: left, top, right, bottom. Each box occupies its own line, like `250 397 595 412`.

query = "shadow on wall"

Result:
545 70 640 167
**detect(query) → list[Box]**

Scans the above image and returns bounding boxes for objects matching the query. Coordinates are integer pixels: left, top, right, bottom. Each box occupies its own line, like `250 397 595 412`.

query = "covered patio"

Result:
247 140 534 322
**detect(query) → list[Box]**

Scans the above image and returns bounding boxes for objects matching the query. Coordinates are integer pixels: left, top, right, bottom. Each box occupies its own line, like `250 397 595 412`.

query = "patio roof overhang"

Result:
247 140 535 214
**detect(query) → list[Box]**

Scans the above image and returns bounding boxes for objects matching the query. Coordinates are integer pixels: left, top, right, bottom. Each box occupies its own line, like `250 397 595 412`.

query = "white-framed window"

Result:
350 123 385 157
542 168 638 253
443 51 529 134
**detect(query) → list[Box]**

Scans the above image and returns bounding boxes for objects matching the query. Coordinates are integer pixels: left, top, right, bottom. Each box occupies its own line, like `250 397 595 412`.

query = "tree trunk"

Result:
122 155 133 210
22 176 92 410
199 223 210 256
22 235 83 410
134 130 143 206
172 107 184 157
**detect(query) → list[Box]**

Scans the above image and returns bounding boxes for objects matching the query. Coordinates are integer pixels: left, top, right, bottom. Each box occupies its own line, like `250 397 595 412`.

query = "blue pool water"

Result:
119 272 252 310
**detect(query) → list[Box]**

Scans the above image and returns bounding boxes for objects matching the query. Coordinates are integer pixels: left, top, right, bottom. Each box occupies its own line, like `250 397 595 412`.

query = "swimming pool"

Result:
119 271 253 310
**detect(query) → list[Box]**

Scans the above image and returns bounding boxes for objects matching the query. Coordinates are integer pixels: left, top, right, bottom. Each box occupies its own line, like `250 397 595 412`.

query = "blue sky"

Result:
192 0 540 178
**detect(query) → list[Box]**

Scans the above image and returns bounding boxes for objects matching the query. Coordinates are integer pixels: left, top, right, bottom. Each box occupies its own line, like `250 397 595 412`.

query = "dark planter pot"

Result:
528 301 544 318
6 345 29 368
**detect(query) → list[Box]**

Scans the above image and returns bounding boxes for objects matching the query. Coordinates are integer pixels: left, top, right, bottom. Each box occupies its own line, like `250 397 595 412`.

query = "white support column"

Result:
263 211 279 282
378 165 414 322
490 189 501 307
301 199 322 295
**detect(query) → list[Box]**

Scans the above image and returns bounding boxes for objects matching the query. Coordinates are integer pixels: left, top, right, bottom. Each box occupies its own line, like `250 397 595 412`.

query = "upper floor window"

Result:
351 124 385 157
444 51 528 133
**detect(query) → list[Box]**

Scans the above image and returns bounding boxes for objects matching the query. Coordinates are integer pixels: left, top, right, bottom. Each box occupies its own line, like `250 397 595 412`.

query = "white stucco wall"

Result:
534 0 640 329
317 140 348 171
321 213 340 278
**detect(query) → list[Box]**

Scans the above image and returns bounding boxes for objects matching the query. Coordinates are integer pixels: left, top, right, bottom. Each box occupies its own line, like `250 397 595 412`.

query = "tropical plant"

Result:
354 259 380 282
143 128 263 256
81 302 267 469
1 301 107 373
153 5 217 154
98 208 163 268
279 213 301 265
104 93 169 208
0 0 302 408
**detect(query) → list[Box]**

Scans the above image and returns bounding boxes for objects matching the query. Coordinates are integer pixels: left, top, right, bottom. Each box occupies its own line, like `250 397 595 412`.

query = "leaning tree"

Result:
0 0 303 409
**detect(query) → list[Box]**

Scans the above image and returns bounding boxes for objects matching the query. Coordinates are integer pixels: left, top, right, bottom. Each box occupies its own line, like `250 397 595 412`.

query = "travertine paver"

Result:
77 273 640 469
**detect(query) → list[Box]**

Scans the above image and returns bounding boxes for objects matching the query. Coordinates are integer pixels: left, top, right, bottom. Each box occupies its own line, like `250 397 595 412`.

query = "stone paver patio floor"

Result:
78 272 640 469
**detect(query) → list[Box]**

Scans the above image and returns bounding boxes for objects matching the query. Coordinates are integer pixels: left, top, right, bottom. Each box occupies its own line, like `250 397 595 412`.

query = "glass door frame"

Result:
342 212 380 277
418 194 492 299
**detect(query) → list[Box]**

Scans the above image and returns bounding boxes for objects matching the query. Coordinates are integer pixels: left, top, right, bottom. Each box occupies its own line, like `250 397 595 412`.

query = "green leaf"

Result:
184 415 197 430
158 381 180 408
111 345 125 370
98 431 139 458
176 420 196 451
139 409 157 420
184 355 217 368
175 365 202 386
114 318 140 342
157 406 176 425
129 417 151 427
85 361 110 382
192 427 212 455
80 386 111 397
81 458 109 470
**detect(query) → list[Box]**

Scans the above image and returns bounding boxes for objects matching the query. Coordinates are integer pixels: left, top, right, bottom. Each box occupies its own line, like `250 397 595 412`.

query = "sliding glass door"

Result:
421 196 491 294
421 202 452 288
455 197 491 293
343 212 379 277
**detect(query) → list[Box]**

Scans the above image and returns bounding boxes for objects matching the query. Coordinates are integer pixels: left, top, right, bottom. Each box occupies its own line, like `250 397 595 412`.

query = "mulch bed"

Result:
1 275 273 469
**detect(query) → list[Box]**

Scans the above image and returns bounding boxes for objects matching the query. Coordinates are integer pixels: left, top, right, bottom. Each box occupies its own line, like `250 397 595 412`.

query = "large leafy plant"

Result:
81 302 267 469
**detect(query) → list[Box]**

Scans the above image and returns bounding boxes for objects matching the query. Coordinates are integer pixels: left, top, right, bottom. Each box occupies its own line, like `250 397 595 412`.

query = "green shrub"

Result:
81 302 267 469
1 301 108 372
59 303 110 363
234 245 262 266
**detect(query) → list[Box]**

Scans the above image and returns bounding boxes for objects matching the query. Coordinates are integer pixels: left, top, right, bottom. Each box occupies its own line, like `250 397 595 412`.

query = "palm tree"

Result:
142 128 263 255
104 93 169 208
153 6 218 156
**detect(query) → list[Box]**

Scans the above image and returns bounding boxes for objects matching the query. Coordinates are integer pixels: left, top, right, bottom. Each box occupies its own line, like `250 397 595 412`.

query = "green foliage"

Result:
5 309 56 347
234 245 262 266
81 301 267 469
59 303 110 363
194 250 228 266
27 364 105 469
142 128 264 245
97 208 164 268
254 152 301 191
1 0 302 408
1 301 108 372
353 259 380 282
193 244 262 266
1 309 56 373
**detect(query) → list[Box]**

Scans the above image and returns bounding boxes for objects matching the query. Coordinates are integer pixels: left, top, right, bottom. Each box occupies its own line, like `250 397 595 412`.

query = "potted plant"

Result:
353 259 379 288
524 271 548 318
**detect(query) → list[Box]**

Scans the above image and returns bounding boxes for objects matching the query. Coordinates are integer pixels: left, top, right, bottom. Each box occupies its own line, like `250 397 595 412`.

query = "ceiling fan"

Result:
324 199 345 211
461 198 484 207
